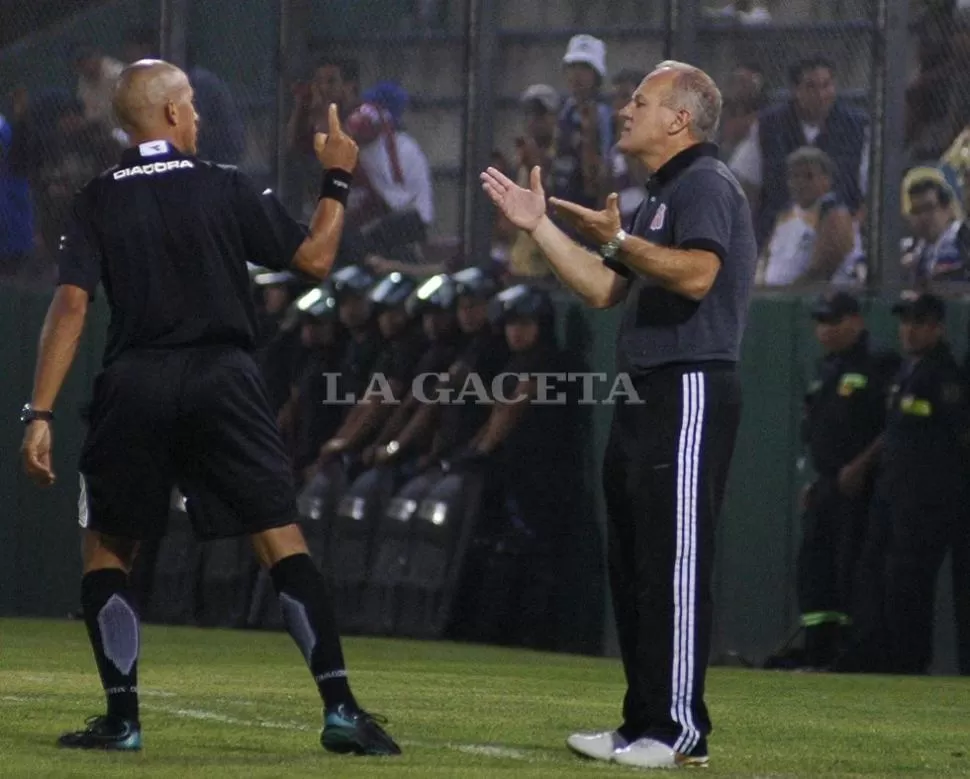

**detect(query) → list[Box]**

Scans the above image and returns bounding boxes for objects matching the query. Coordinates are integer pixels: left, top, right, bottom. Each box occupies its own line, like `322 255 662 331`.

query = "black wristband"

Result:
319 169 353 205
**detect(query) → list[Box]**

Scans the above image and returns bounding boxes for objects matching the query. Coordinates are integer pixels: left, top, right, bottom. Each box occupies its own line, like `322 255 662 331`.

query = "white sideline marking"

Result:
142 703 312 732
142 702 537 761
454 744 533 759
1 692 541 762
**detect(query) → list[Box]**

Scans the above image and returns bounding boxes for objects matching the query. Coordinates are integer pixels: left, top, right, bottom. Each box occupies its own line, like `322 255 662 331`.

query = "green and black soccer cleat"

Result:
321 704 402 756
57 715 142 751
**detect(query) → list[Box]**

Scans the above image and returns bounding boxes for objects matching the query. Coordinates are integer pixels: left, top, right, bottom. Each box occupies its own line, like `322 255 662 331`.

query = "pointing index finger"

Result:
328 103 341 134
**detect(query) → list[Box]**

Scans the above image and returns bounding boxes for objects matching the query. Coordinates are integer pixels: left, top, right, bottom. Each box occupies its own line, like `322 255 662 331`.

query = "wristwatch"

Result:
600 229 629 260
20 403 54 424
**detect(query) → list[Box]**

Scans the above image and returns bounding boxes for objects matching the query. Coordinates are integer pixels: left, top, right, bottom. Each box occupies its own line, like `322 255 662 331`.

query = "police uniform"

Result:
853 294 970 674
451 286 568 649
797 293 899 667
288 285 347 472
599 143 757 754
59 140 308 541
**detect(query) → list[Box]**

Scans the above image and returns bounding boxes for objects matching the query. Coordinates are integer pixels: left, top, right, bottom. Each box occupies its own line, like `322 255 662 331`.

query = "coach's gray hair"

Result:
654 60 723 141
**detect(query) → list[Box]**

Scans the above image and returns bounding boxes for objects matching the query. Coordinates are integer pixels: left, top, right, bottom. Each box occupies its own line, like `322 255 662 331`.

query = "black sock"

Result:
270 553 356 710
80 569 140 723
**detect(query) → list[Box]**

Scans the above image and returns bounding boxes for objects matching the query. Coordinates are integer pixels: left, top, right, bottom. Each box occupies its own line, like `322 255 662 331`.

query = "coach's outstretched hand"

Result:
314 103 359 173
481 165 546 232
22 421 55 487
550 191 623 245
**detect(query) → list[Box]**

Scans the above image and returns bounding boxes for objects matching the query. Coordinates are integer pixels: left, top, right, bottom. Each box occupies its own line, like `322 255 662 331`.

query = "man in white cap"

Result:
552 34 613 212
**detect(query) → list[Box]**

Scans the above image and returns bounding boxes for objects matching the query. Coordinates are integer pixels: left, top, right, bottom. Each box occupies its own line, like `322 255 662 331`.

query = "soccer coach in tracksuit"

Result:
19 60 399 755
482 60 757 770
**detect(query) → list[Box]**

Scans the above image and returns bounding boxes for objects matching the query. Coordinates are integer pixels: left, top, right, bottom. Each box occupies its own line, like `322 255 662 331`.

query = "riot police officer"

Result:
797 292 899 668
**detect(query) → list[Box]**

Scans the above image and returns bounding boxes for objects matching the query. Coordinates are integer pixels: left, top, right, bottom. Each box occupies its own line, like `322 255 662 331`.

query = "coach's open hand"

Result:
314 103 359 172
21 421 55 486
549 192 623 245
481 165 546 232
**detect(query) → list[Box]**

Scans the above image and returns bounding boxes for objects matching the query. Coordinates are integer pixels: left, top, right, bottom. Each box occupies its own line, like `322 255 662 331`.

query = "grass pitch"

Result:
0 618 968 778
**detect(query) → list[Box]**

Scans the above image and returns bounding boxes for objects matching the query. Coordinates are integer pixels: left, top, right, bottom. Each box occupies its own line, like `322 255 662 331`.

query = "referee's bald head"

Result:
114 59 199 154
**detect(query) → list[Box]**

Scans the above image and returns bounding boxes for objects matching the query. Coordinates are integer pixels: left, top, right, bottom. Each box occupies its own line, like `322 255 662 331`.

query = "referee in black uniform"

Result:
482 60 756 770
19 60 399 755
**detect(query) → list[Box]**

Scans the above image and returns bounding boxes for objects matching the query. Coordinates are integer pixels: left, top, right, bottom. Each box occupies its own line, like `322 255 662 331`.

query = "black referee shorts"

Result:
79 346 297 541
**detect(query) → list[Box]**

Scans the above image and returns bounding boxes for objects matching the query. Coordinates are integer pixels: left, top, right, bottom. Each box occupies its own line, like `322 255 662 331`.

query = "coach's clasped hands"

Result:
314 103 359 173
21 420 55 487
481 164 622 245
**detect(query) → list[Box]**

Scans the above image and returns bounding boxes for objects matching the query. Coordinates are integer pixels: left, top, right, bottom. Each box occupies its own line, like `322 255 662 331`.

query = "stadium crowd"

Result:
3 6 970 666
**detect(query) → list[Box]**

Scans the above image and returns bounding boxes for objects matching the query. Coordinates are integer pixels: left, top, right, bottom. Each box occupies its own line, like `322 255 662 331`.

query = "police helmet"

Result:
367 272 418 309
405 274 458 317
293 282 337 321
331 265 377 297
452 266 499 301
487 284 553 326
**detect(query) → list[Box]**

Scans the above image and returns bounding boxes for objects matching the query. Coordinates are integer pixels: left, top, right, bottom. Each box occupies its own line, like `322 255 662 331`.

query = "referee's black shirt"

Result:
57 140 307 366
605 143 757 374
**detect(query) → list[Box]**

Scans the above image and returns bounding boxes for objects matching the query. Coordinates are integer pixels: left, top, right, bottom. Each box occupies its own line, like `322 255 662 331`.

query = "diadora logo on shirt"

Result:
650 203 667 231
113 160 195 180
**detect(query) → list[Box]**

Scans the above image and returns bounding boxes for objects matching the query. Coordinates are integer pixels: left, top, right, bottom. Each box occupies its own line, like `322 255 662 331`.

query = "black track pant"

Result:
603 364 741 755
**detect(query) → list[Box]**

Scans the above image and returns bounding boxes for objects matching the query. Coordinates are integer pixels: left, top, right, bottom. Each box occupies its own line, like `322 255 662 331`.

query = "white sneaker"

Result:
612 737 709 769
566 730 628 761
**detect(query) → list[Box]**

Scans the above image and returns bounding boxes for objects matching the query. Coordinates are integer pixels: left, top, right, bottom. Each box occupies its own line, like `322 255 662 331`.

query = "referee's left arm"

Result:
31 194 99 413
21 194 97 485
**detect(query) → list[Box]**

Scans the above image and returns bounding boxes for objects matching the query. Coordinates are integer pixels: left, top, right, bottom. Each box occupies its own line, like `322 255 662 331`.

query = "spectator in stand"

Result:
903 6 970 168
70 44 126 139
608 69 647 224
506 84 560 279
9 90 118 270
287 57 360 159
341 83 434 274
122 30 246 165
901 176 970 285
721 62 766 163
730 56 869 247
0 95 34 277
758 147 864 287
704 0 772 24
550 35 613 211
287 57 361 218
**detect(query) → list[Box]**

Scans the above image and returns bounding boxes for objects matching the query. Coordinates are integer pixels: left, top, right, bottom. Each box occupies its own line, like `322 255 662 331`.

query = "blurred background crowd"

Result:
3 0 970 668
6 0 970 294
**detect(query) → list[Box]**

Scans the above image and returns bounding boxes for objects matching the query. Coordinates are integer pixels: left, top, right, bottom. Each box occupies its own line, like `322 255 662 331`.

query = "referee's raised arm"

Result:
288 103 358 279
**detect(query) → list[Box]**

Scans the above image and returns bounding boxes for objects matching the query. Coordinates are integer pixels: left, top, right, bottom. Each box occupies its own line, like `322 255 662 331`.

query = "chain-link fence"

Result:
3 0 969 293
483 0 667 284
